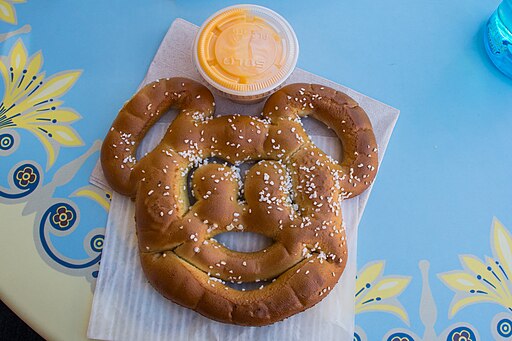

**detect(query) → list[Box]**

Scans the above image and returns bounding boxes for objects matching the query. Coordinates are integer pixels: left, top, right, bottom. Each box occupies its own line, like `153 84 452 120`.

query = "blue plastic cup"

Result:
485 0 512 78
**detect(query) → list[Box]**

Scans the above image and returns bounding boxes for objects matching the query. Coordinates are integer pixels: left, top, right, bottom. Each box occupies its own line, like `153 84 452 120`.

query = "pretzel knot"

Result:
101 77 378 326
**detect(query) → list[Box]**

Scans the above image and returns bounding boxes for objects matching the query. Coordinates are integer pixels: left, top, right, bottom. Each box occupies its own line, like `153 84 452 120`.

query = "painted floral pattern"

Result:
15 165 36 187
0 0 24 25
451 330 473 341
51 205 74 229
439 219 512 317
0 39 83 169
355 260 411 323
71 185 112 211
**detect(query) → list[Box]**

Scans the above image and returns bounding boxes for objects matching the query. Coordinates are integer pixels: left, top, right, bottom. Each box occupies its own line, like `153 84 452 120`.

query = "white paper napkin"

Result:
87 18 399 341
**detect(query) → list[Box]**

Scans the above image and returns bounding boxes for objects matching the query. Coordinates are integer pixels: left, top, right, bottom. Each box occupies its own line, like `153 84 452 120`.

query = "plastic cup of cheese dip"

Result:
193 4 299 103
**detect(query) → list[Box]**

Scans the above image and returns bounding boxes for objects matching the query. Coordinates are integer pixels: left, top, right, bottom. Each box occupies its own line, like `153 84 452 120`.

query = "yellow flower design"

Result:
71 185 111 212
0 39 83 169
0 0 25 25
355 260 411 324
439 218 512 317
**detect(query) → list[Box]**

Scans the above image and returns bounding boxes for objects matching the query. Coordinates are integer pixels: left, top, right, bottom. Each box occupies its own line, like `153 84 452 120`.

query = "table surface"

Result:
0 1 511 340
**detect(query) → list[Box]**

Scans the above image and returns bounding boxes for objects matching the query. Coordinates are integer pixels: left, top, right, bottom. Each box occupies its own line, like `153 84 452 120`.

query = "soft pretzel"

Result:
101 77 378 326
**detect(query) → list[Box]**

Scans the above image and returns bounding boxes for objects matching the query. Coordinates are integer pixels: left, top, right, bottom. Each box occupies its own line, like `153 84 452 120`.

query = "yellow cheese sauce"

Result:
194 5 298 102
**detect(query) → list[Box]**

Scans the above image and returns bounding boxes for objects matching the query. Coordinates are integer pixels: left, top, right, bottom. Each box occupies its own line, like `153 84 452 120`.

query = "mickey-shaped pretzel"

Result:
101 77 378 326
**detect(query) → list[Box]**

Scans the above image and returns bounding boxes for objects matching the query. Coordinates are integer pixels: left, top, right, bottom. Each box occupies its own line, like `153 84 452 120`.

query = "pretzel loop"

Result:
101 77 214 196
262 83 378 198
101 78 378 326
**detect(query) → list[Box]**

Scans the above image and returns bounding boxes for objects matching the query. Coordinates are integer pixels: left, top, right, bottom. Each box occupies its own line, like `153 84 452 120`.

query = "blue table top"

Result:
1 1 511 340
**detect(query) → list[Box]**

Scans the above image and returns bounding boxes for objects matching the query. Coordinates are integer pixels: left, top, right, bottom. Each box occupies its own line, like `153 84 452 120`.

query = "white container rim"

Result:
193 4 299 98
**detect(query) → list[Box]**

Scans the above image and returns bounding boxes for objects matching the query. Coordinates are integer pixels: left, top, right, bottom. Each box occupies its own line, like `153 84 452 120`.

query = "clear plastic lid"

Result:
194 4 299 98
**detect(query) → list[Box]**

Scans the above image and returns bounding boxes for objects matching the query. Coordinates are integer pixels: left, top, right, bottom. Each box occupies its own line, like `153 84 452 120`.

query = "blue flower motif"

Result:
51 205 74 229
447 327 476 341
15 166 37 187
451 330 472 341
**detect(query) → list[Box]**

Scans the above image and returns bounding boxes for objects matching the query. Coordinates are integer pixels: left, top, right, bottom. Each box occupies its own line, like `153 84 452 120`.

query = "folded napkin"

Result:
88 18 399 341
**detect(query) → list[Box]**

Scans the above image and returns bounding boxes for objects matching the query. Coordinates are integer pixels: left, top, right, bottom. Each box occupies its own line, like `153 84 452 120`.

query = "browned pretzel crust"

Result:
101 77 378 326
